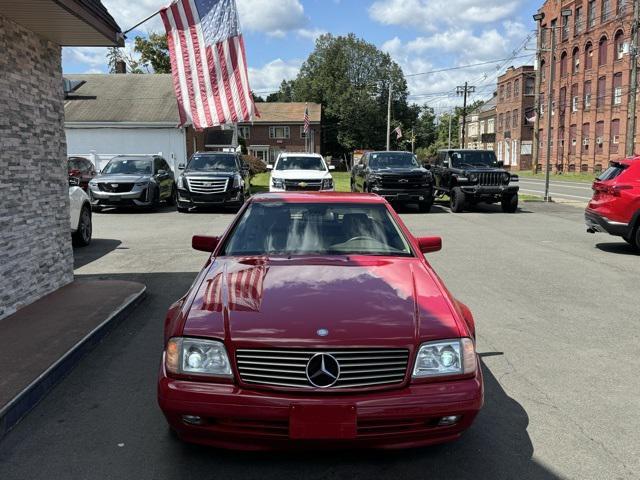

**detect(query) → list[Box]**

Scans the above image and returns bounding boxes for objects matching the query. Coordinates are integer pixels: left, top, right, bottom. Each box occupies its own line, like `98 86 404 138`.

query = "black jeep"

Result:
351 151 434 212
432 149 519 213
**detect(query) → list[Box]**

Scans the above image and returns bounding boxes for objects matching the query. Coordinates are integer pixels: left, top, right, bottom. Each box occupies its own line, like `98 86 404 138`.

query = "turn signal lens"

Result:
461 338 477 374
166 338 181 374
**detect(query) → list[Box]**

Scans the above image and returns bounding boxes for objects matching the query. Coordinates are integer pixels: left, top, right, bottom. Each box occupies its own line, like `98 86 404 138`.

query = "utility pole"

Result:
411 128 415 154
532 12 546 173
626 0 640 157
457 82 475 148
448 113 453 149
386 81 392 151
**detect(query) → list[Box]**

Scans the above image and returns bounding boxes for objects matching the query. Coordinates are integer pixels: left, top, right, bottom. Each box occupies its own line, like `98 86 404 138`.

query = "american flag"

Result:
394 126 403 140
160 0 258 129
202 260 268 312
303 103 310 134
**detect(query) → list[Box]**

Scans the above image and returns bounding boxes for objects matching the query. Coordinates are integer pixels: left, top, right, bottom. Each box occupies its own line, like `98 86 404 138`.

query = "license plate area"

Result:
289 404 357 440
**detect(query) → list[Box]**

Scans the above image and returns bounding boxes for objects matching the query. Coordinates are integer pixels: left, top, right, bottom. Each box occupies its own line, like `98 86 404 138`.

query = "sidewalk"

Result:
0 280 145 440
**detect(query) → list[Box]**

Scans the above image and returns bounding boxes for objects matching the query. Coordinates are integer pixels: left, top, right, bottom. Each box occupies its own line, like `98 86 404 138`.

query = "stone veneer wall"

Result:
0 14 73 319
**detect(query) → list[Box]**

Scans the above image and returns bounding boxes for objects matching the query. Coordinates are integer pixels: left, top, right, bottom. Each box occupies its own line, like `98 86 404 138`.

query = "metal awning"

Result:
0 0 123 46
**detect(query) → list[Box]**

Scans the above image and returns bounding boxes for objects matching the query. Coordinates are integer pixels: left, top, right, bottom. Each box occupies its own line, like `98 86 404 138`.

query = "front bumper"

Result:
585 209 630 237
177 187 244 207
458 184 519 196
370 187 434 203
88 187 152 207
158 363 483 450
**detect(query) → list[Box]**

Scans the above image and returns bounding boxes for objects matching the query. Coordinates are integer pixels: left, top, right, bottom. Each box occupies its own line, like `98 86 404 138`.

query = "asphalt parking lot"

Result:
0 201 638 480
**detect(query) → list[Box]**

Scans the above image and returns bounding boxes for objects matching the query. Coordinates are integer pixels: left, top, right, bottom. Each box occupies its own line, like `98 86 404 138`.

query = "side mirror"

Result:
266 164 273 170
497 160 504 168
192 235 220 253
417 236 442 254
69 177 80 186
329 165 336 170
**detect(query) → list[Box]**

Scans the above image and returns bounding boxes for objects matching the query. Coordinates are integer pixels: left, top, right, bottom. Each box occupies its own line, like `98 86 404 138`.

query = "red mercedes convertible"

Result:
158 192 483 450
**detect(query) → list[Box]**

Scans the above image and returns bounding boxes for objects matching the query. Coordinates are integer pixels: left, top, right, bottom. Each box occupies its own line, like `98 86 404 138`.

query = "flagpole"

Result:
123 10 162 36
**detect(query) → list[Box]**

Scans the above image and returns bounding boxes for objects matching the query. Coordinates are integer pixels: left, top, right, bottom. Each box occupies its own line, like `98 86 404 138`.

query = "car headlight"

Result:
177 175 186 189
412 338 476 378
502 173 511 184
135 181 149 187
233 174 242 189
272 177 284 189
322 178 334 190
165 337 232 377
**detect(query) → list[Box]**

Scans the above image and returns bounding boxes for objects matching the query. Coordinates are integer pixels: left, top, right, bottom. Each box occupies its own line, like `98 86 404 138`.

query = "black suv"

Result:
432 149 519 213
351 151 434 212
176 151 251 212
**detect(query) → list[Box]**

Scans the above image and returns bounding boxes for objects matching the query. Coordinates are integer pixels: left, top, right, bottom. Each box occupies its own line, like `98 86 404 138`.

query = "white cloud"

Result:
369 0 523 31
66 47 109 67
296 28 327 41
248 58 302 94
238 0 307 36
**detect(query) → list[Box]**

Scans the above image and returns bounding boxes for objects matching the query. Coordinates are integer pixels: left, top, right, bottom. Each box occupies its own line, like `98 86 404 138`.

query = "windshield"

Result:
221 203 413 257
597 164 627 181
188 154 237 171
369 152 419 169
275 156 325 171
102 158 152 175
449 151 498 168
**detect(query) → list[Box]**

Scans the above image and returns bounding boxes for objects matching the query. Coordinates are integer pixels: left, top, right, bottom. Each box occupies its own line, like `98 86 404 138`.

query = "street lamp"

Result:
531 12 546 176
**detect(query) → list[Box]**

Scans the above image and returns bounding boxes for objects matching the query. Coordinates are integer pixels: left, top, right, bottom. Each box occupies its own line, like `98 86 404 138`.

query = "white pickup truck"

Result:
69 178 92 247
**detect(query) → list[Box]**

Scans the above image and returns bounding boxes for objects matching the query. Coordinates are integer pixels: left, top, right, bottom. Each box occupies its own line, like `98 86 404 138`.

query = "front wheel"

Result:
501 193 518 213
72 205 92 247
632 227 640 252
450 187 465 213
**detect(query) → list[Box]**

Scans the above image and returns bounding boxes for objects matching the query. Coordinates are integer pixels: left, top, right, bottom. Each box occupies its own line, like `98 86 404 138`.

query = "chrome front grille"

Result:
98 182 134 193
187 177 229 194
284 179 322 191
477 172 503 186
236 348 410 389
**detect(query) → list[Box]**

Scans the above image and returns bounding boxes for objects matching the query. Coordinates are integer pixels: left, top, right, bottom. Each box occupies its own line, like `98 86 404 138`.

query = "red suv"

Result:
585 158 640 250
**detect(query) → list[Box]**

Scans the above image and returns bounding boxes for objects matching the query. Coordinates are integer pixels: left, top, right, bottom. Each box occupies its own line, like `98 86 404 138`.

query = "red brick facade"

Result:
538 0 634 173
496 66 536 170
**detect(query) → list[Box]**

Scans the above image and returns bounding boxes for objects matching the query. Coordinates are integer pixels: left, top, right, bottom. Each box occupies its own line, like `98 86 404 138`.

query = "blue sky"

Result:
62 0 539 111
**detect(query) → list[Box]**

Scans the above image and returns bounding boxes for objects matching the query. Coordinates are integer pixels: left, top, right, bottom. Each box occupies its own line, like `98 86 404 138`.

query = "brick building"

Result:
0 1 121 319
496 66 536 170
537 0 634 173
461 95 497 150
190 102 322 163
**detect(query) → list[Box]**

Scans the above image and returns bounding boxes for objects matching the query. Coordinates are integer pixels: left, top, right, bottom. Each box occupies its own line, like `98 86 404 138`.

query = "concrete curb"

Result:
0 285 146 441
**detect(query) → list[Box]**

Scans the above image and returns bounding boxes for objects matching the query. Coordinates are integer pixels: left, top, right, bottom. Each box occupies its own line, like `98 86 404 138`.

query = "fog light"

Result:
438 415 461 426
419 196 424 201
182 415 204 425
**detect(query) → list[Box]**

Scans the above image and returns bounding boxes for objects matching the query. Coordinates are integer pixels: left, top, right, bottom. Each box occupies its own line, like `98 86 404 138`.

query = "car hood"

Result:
373 168 427 176
271 170 330 180
95 174 151 183
184 170 236 178
182 257 461 348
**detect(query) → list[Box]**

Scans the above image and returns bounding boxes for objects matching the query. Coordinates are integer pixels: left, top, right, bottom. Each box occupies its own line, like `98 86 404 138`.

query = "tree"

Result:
134 33 171 73
272 34 414 156
106 47 143 74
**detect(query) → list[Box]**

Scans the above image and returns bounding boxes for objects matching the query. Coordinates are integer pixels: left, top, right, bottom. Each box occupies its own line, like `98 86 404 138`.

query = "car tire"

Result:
72 205 92 247
450 187 465 213
633 227 640 252
418 199 433 213
166 185 176 206
501 193 518 213
149 188 160 211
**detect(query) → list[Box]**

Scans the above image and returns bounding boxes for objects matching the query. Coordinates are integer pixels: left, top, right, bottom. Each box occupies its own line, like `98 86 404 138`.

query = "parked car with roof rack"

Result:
351 151 434 212
87 155 176 211
432 149 519 213
268 153 335 192
176 151 251 212
586 158 640 250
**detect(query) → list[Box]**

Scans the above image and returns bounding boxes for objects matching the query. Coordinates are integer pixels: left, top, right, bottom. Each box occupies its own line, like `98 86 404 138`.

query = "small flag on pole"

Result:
304 103 310 134
394 126 403 140
160 0 258 129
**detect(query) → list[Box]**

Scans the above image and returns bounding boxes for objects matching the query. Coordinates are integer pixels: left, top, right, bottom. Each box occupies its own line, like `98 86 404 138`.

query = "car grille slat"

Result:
283 179 322 191
98 182 134 193
236 348 409 390
187 177 229 194
477 172 502 186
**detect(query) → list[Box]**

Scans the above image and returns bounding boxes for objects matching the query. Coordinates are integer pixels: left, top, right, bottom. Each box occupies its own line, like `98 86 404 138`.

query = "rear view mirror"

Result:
192 235 220 253
417 236 442 254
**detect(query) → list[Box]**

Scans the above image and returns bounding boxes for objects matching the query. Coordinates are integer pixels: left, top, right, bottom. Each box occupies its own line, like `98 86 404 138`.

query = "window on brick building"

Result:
513 109 519 128
525 76 535 95
499 84 505 101
585 42 594 70
238 126 250 139
618 0 628 15
562 14 570 41
596 121 605 152
541 92 545 116
575 7 583 35
505 111 511 130
498 113 504 131
597 76 607 109
573 47 580 74
571 84 579 112
588 1 596 28
602 0 612 22
582 123 591 152
613 73 623 105
541 59 547 81
559 87 567 115
269 126 290 139
598 36 608 66
614 30 626 60
514 79 520 96
584 80 592 109
560 51 568 76
570 124 577 154
611 119 621 153
506 82 512 98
